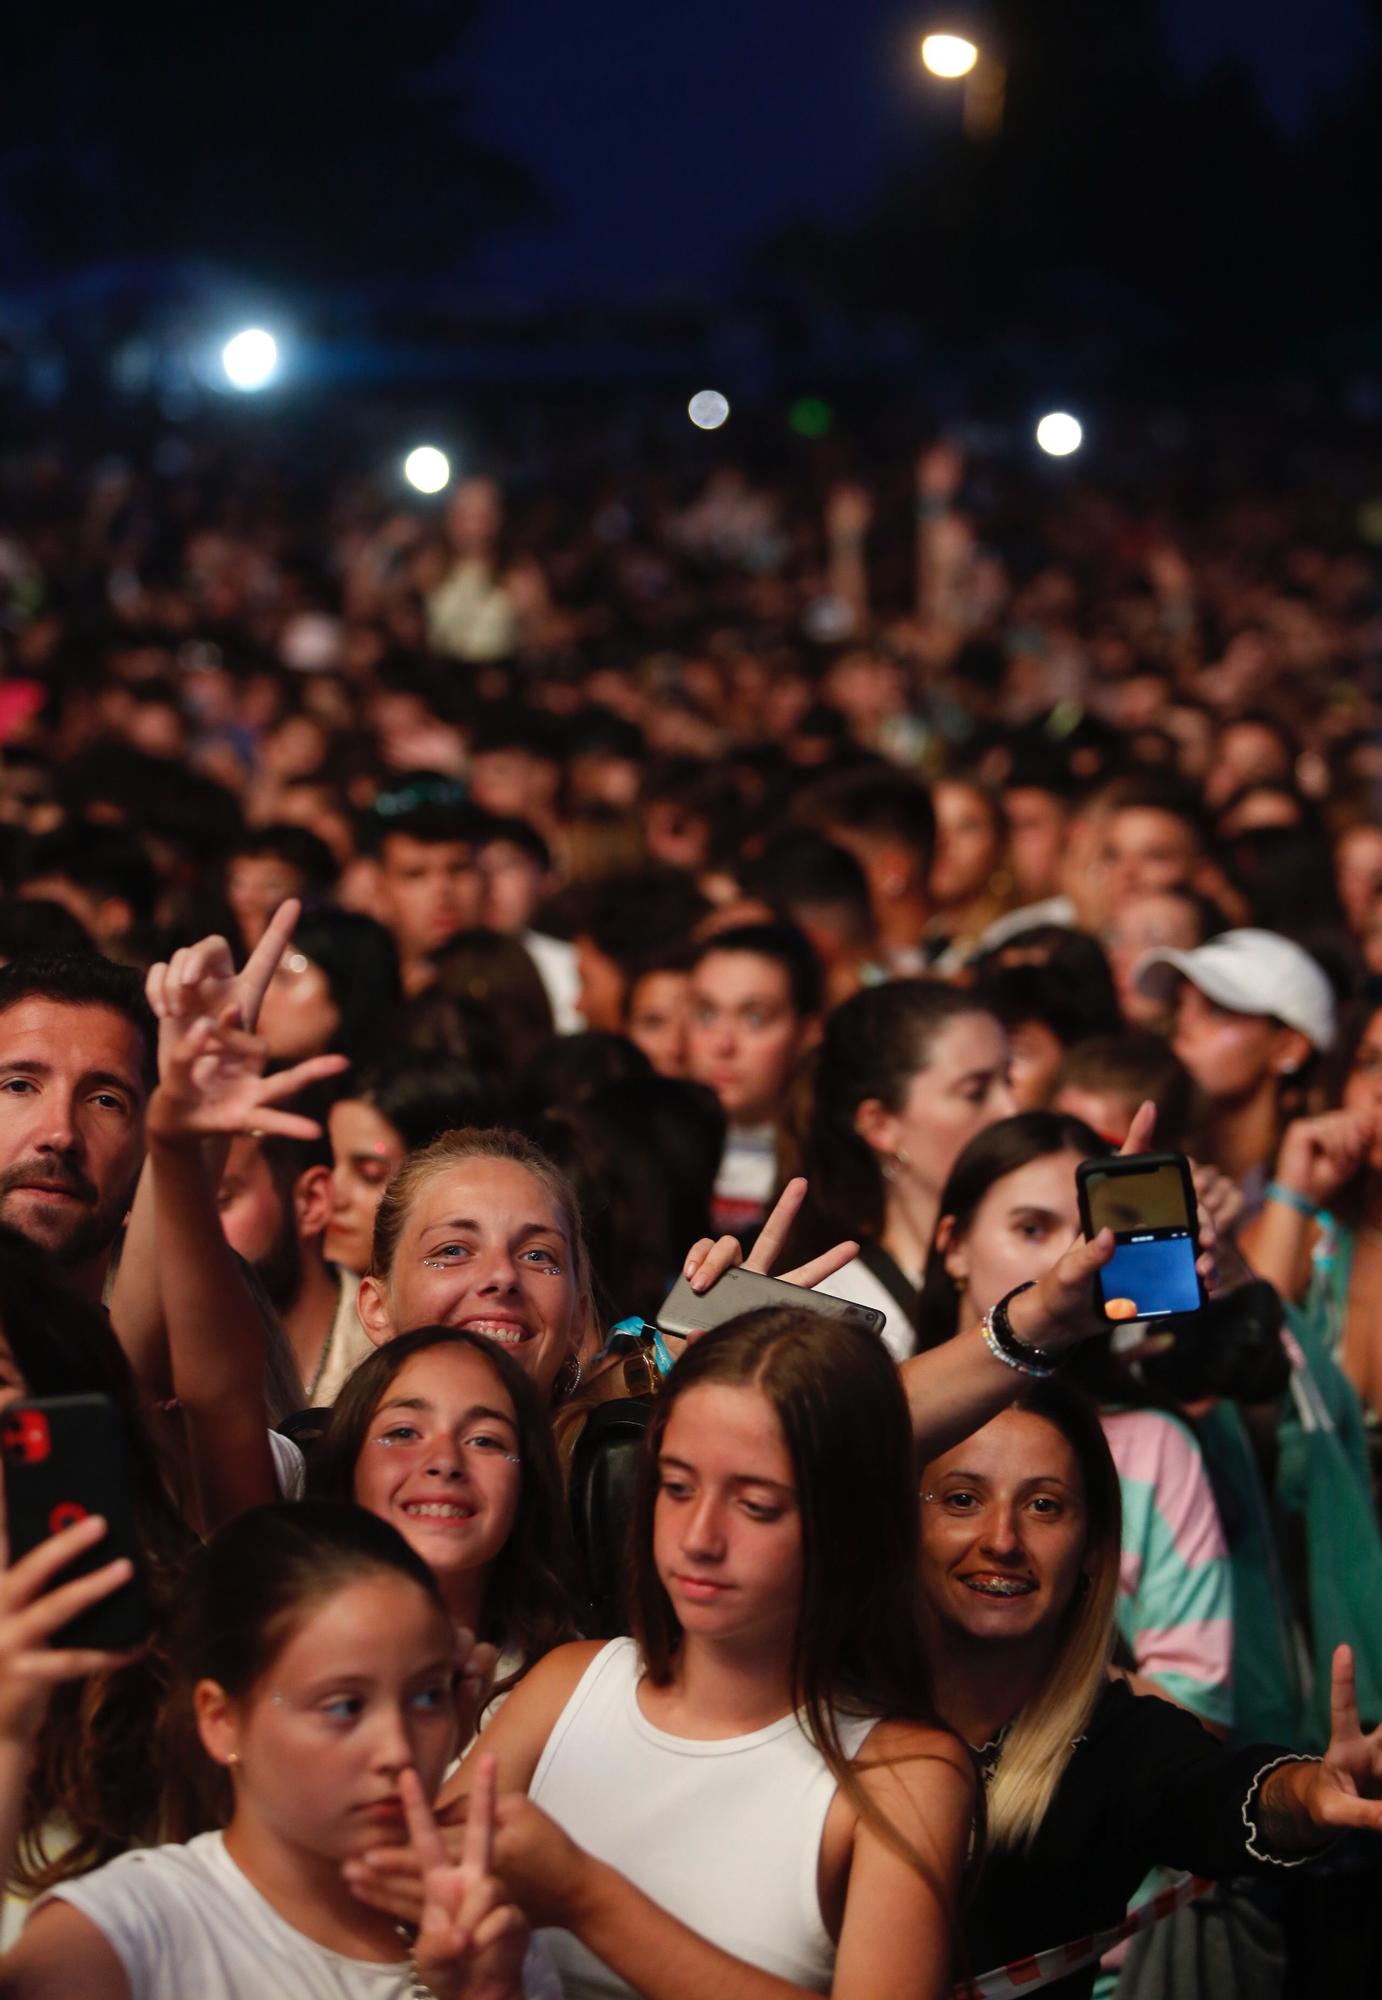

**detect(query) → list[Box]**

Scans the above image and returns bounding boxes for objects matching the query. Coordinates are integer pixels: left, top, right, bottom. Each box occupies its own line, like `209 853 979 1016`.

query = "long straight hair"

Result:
945 1381 1123 1850
629 1307 964 1883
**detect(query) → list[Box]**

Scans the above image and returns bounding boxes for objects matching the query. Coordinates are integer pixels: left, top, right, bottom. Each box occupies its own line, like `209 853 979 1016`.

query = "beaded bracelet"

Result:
1264 1181 1319 1220
981 1281 1060 1378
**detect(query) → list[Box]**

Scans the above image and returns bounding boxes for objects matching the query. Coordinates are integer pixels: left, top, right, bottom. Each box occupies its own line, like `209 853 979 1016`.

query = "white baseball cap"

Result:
1132 927 1337 1052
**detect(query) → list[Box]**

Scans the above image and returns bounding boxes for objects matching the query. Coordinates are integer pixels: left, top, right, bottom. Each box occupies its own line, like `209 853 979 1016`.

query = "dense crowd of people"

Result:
0 421 1380 1996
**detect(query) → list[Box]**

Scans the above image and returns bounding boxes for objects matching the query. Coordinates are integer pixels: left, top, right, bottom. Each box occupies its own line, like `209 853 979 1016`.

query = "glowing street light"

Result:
921 33 979 79
688 388 730 431
1036 412 1083 458
403 445 452 495
220 327 279 392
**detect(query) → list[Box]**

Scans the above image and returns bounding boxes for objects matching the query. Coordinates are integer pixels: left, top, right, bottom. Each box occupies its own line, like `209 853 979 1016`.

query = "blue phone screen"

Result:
1099 1230 1200 1320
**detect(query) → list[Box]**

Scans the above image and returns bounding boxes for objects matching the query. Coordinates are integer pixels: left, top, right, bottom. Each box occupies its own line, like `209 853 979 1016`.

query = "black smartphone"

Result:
1075 1153 1205 1325
1 1396 149 1650
657 1264 886 1343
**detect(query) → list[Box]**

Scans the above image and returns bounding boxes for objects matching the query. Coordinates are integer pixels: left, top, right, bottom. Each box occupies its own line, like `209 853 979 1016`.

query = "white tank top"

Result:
529 1638 879 1999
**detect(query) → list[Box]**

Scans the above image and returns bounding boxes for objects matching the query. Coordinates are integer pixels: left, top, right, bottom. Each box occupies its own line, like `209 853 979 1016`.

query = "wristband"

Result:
1265 1181 1319 1220
981 1282 1060 1378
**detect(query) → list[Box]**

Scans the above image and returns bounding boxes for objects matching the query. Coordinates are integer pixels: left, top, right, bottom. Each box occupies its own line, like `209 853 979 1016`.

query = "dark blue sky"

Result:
459 0 1370 298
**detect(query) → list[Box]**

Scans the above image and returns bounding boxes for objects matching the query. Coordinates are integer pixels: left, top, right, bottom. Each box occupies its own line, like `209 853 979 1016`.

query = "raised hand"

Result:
0 1514 139 1748
679 1177 859 1299
407 1754 528 2000
147 1011 346 1146
1304 1645 1382 1834
1273 1110 1374 1213
145 897 303 1037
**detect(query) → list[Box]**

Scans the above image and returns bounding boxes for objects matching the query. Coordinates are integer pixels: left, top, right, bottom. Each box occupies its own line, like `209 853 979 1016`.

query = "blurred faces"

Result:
256 950 341 1060
574 936 627 1033
1003 787 1068 904
1335 825 1382 936
919 1410 1088 1648
686 950 811 1126
377 834 481 968
625 969 691 1079
1006 1020 1066 1113
654 1383 803 1654
1172 982 1307 1106
445 477 503 558
217 1136 301 1310
1341 1009 1382 1174
1204 720 1291 813
941 1149 1085 1321
327 1099 407 1275
226 854 306 952
930 783 1004 912
353 1345 523 1598
478 839 548 935
1103 891 1203 1028
198 1576 458 1867
357 1158 580 1403
0 1000 146 1279
1100 808 1200 906
863 1012 1014 1204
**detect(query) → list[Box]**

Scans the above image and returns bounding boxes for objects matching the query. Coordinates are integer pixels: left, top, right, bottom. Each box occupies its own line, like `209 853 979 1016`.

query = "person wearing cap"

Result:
1133 928 1338 1216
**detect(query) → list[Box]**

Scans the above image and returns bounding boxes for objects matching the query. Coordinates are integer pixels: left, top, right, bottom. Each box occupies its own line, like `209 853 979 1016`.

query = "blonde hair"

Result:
962 1384 1123 1851
369 1126 594 1376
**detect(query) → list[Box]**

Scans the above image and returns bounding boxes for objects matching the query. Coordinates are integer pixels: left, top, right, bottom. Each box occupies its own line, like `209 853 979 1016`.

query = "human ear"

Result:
854 1097 902 1160
195 1680 240 1769
1272 1026 1311 1078
357 1274 393 1348
937 1214 970 1286
293 1164 335 1243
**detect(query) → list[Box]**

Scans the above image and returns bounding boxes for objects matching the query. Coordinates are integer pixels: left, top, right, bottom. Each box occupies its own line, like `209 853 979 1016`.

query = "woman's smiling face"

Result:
357 1158 580 1401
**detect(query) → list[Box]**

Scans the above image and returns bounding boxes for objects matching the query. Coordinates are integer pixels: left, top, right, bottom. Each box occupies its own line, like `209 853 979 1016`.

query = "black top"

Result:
964 1681 1305 1999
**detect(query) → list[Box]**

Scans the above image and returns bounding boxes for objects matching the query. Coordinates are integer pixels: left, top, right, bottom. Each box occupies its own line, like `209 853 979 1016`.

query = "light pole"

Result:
919 30 1005 138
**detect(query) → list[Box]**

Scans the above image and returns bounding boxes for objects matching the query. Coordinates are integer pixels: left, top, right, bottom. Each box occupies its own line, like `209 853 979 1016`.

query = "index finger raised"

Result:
398 1765 450 1874
462 1751 497 1877
742 1178 807 1275
1119 1100 1157 1157
237 899 302 1028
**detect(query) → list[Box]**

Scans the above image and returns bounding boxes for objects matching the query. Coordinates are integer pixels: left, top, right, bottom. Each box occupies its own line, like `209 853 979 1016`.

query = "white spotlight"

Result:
921 34 979 79
688 389 730 431
221 328 279 392
1036 411 1083 457
404 445 452 495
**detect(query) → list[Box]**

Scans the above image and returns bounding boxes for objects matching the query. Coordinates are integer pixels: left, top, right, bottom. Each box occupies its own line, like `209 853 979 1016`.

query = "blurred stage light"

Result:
221 328 278 392
1036 412 1083 457
921 34 979 79
404 445 452 494
688 389 730 430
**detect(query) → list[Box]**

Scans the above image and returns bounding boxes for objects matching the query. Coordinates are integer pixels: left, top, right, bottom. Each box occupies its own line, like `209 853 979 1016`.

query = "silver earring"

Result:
555 1351 583 1402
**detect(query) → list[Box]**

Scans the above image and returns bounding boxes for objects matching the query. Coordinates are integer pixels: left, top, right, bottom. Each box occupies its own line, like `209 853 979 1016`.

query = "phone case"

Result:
656 1265 886 1343
1075 1153 1205 1324
1 1396 149 1651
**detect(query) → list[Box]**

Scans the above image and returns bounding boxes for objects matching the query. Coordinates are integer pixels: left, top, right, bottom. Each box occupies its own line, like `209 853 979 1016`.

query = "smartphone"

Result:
1076 1153 1205 1324
1 1396 149 1650
657 1264 886 1343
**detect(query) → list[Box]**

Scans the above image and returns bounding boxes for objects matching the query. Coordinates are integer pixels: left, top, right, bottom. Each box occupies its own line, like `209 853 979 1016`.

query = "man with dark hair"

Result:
1097 772 1215 911
370 801 491 996
0 954 155 1300
15 823 159 966
686 921 823 1232
793 766 935 975
572 868 711 1032
224 823 339 950
739 830 877 1008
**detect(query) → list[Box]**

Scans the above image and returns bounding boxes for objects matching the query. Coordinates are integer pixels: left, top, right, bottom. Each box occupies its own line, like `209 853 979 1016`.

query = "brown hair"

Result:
369 1126 595 1374
630 1307 968 1888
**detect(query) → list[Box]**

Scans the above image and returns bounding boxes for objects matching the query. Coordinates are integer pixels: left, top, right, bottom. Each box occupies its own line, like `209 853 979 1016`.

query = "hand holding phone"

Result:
1076 1153 1206 1325
0 1513 139 1746
657 1263 886 1343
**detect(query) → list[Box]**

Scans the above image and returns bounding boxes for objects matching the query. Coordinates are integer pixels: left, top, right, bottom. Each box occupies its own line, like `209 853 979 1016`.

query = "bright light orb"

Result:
1036 411 1083 457
220 328 279 392
403 445 452 495
688 389 730 431
921 33 979 79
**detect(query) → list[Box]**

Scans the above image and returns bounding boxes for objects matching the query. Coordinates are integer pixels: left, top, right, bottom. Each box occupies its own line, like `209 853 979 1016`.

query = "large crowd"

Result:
0 422 1379 1998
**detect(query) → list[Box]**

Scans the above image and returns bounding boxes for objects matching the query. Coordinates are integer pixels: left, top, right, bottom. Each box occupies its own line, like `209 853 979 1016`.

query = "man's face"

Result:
0 1000 147 1274
686 951 808 1126
1100 809 1199 905
377 834 481 963
216 1137 301 1310
1002 788 1068 903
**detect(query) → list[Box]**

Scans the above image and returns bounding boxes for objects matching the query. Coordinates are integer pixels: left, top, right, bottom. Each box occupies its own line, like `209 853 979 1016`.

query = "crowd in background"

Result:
0 416 1379 1997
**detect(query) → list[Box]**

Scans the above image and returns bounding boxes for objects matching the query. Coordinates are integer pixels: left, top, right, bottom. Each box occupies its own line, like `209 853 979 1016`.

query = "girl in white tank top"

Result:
399 1309 976 2000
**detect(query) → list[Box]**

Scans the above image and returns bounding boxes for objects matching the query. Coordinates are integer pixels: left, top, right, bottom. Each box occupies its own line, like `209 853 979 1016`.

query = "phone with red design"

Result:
1 1396 149 1649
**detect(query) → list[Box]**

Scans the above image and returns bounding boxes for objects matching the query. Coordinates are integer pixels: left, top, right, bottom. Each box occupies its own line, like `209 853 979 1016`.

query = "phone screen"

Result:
1081 1160 1200 1321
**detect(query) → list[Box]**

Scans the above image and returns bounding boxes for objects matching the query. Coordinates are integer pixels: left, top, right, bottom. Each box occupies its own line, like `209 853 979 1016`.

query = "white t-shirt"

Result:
45 1831 561 1999
813 1253 916 1363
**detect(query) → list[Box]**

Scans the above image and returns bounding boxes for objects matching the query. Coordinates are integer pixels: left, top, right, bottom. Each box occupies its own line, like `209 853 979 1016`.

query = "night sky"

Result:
458 0 1370 298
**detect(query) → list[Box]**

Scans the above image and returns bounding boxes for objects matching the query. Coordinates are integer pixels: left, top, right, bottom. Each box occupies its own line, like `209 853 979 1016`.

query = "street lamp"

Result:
919 28 1005 137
